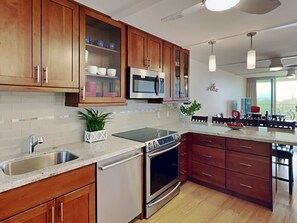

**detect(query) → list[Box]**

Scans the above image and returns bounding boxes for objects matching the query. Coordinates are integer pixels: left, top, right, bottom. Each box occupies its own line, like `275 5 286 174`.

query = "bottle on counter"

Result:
265 111 268 120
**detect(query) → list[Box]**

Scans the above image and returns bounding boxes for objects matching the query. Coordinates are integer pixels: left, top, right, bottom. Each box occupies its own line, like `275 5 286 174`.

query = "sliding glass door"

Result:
256 79 273 114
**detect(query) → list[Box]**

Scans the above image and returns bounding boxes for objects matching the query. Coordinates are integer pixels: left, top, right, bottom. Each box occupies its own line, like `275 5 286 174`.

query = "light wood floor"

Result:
137 150 297 223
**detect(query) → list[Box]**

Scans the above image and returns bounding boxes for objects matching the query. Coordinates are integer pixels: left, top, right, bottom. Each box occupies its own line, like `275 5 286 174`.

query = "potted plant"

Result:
78 108 112 143
180 100 201 117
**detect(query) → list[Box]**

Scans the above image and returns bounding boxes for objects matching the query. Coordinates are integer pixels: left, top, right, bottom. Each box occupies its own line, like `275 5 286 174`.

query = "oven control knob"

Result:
153 141 159 149
147 142 153 150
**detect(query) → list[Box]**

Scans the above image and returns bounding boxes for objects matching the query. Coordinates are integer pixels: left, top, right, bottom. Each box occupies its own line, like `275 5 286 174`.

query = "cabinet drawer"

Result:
226 170 271 203
192 144 225 168
191 134 225 149
180 147 188 165
226 138 271 157
226 151 270 179
180 162 188 184
191 162 225 188
180 133 188 143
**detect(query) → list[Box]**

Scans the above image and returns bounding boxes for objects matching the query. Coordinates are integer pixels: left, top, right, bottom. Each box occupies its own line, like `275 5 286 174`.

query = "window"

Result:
256 79 273 114
275 77 297 120
255 77 297 121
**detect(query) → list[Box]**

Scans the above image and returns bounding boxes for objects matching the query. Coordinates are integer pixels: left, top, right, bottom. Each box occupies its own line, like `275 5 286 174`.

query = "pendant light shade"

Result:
203 0 240 12
246 32 256 69
287 69 296 78
208 41 216 72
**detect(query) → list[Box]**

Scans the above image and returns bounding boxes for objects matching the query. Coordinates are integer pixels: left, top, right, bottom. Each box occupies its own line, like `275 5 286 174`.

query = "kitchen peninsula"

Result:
0 120 296 221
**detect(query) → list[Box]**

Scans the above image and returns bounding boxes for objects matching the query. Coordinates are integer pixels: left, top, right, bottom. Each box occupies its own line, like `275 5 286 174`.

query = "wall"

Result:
189 59 246 117
0 92 179 158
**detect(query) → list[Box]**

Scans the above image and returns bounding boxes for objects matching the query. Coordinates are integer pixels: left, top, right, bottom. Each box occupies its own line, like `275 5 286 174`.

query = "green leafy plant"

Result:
180 100 201 116
78 108 112 132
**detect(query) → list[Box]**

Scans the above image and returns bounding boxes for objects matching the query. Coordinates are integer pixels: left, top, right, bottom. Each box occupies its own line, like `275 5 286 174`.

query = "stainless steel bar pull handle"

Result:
60 202 64 221
148 182 181 207
240 145 252 149
51 206 55 223
240 162 252 167
240 183 253 189
148 143 181 158
35 65 40 83
43 67 48 83
98 153 142 170
202 172 212 177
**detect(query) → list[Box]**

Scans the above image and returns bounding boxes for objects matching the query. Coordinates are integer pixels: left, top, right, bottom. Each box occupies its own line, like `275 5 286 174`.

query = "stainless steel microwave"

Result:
127 67 165 99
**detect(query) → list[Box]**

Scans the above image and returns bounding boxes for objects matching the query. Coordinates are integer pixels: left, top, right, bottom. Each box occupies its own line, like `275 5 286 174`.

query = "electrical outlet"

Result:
167 111 170 117
157 111 160 119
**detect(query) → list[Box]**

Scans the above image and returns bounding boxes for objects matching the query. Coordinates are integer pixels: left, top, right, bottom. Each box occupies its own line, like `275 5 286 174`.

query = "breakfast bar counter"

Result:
158 121 297 146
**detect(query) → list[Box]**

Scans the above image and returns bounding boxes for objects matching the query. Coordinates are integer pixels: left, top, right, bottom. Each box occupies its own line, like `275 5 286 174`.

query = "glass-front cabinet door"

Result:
79 8 126 106
173 46 189 101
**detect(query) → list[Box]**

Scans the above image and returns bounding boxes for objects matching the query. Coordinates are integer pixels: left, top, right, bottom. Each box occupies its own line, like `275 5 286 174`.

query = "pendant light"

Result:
203 0 240 12
246 32 256 69
287 69 296 78
208 41 216 72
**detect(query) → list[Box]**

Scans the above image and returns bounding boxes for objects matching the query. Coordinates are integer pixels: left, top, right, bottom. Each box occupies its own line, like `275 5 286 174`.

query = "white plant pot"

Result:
84 130 107 143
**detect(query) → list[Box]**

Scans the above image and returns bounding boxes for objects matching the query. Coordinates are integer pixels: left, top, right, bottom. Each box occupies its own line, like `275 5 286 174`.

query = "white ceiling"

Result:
75 0 297 78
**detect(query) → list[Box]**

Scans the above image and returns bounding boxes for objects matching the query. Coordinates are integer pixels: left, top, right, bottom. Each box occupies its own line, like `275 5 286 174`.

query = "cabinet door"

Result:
173 46 184 100
162 42 174 101
147 35 163 72
0 201 54 223
55 184 95 223
0 0 41 86
77 8 126 106
127 27 147 69
183 49 190 100
41 0 79 88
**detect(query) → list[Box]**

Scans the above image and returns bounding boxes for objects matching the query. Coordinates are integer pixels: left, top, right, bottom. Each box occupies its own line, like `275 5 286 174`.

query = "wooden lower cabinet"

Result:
56 184 95 223
189 133 226 189
189 133 273 209
0 201 54 223
0 165 95 223
191 162 225 188
179 133 188 184
226 171 271 203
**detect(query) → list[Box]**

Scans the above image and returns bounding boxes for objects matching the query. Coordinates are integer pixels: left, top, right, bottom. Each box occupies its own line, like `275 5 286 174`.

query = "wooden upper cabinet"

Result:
173 46 189 101
0 0 79 90
128 27 147 70
41 0 79 88
0 0 40 86
65 7 126 107
163 42 174 101
147 35 163 72
127 26 162 72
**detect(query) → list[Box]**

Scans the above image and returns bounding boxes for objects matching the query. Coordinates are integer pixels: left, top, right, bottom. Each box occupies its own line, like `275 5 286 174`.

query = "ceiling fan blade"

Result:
161 3 203 22
235 0 281 15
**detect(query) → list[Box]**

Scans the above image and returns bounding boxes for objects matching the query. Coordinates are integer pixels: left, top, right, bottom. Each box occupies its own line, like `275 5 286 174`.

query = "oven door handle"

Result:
148 142 180 158
154 75 159 96
148 182 181 207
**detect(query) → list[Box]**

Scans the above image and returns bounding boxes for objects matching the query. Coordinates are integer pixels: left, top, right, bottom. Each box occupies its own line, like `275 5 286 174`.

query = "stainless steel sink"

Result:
0 151 79 176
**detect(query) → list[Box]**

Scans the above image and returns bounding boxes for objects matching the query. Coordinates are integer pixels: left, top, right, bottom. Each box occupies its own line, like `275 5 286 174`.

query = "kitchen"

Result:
0 0 297 222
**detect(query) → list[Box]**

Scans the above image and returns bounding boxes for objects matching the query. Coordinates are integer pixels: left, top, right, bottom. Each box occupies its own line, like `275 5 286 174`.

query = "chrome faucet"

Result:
28 135 44 155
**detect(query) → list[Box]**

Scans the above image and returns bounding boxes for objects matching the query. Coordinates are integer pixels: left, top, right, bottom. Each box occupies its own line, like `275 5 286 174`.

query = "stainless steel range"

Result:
113 127 180 218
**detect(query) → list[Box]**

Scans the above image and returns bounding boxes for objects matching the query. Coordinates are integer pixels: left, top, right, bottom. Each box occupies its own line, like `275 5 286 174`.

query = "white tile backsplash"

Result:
0 92 180 157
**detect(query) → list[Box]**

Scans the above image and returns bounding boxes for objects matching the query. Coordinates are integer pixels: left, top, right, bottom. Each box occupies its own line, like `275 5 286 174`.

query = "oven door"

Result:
146 142 180 202
128 67 164 99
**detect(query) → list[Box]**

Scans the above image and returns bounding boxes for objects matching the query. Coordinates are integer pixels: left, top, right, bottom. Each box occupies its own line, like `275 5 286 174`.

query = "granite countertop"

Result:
0 136 144 193
1 120 296 193
158 121 297 146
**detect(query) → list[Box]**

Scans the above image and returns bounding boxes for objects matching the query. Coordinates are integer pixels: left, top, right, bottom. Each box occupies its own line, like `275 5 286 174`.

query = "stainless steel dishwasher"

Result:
96 150 142 223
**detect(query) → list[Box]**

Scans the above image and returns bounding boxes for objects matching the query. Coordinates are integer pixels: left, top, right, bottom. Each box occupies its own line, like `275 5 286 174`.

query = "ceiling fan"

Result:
256 57 297 72
161 0 282 22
